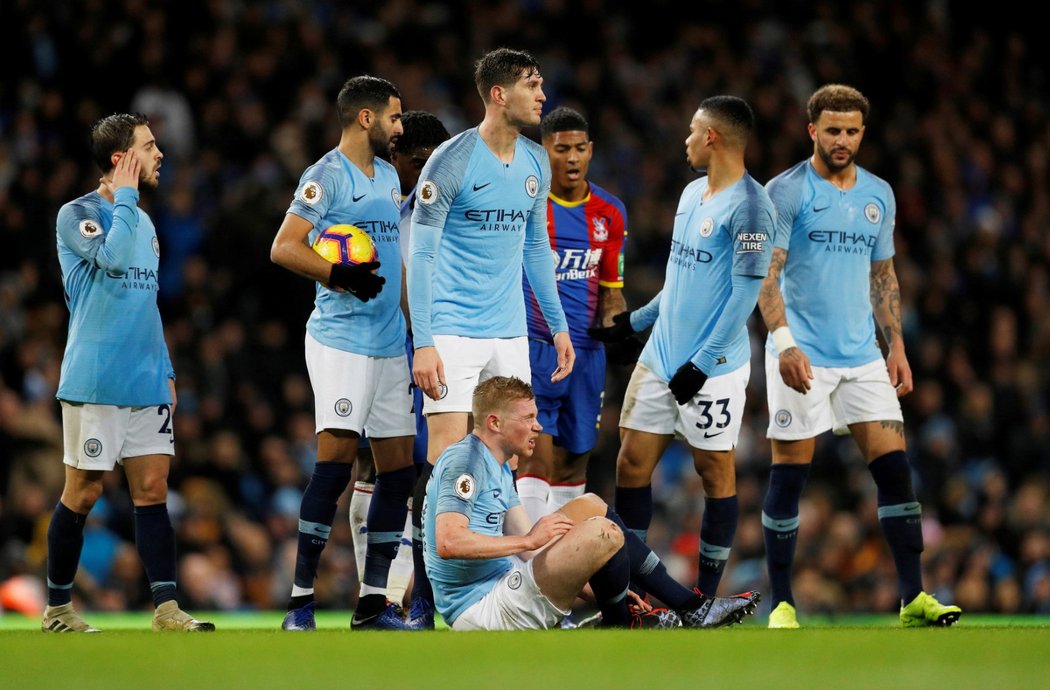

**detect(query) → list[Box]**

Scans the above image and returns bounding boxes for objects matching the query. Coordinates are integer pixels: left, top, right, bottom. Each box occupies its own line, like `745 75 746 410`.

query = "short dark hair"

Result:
91 113 149 172
474 48 540 102
336 76 401 129
392 111 450 154
540 107 589 140
472 376 534 420
698 95 755 145
807 84 870 124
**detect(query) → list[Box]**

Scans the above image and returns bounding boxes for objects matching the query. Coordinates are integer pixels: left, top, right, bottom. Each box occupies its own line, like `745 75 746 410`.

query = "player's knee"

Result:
616 452 653 486
131 475 169 504
64 483 103 514
586 516 624 553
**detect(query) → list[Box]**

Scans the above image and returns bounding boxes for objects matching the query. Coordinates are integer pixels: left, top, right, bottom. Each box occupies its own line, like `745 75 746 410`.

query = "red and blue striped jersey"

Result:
524 181 627 349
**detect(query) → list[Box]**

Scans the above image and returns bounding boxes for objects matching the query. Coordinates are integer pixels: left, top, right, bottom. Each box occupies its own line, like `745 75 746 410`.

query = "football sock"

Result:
590 544 632 627
361 465 414 597
349 481 374 580
516 475 550 524
605 507 696 610
869 451 924 604
547 481 586 513
410 463 434 605
46 502 87 606
762 463 810 607
698 495 738 595
386 512 414 606
133 503 178 606
292 461 352 602
614 485 652 543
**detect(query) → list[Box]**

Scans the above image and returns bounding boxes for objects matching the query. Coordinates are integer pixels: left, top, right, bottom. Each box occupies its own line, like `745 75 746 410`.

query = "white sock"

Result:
385 511 414 607
349 481 373 582
516 476 551 525
548 482 586 513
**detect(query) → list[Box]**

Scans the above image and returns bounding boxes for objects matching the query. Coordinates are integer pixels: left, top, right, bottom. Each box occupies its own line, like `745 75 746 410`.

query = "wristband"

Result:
772 326 797 354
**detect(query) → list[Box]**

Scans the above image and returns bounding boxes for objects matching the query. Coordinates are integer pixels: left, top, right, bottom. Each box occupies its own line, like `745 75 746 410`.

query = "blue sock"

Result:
589 544 632 627
410 463 434 605
363 465 415 593
698 495 738 595
614 485 652 543
46 503 87 606
762 464 810 607
292 462 352 602
605 508 698 611
869 451 924 604
133 503 178 606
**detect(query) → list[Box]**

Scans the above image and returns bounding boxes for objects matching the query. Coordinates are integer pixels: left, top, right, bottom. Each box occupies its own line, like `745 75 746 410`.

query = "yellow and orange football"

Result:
312 224 378 266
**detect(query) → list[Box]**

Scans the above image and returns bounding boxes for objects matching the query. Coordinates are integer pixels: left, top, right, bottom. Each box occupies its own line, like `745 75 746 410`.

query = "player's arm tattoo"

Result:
758 248 788 330
870 259 903 347
597 286 627 326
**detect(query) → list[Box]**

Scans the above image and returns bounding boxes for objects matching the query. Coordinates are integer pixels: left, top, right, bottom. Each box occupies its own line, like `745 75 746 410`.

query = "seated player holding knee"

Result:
422 376 760 630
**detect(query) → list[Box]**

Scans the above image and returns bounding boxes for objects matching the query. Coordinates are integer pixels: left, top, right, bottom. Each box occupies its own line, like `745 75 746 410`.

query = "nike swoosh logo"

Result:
700 546 724 557
472 182 491 191
812 204 830 212
352 193 366 202
774 521 796 529
703 431 725 439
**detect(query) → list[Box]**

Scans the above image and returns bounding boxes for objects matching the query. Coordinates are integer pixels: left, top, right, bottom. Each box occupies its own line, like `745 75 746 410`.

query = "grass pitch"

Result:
2 611 1047 689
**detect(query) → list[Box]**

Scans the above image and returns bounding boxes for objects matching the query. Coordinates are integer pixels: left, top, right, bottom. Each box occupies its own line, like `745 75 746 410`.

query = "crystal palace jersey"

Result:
523 182 627 350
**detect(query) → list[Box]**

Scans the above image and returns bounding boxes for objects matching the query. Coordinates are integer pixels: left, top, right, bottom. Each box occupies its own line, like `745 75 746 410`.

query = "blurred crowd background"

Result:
2 0 1048 619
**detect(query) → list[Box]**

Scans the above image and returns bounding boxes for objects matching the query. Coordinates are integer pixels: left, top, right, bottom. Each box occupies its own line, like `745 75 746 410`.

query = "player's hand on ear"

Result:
109 151 141 191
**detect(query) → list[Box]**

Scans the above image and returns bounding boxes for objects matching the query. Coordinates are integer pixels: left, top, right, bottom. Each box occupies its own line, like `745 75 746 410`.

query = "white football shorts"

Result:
765 352 904 440
61 401 175 471
619 361 750 451
452 559 568 631
305 332 415 437
423 335 531 415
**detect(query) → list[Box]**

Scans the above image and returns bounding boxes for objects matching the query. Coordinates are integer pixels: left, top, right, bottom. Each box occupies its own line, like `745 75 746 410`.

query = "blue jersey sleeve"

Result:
408 221 442 348
410 137 467 231
630 291 661 331
522 152 567 334
287 161 339 227
730 185 775 278
872 182 896 262
691 273 762 374
434 446 485 518
57 187 140 273
765 170 803 253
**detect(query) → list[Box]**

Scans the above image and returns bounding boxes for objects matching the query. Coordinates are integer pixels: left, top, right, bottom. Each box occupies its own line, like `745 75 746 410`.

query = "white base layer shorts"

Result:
765 352 903 440
619 361 749 451
306 332 415 438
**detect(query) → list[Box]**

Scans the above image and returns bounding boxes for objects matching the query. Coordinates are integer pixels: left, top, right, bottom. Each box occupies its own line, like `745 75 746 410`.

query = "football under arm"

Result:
269 212 331 283
434 511 532 560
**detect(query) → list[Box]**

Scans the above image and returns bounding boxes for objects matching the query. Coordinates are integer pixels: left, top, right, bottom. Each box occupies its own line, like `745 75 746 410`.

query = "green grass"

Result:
2 612 1048 689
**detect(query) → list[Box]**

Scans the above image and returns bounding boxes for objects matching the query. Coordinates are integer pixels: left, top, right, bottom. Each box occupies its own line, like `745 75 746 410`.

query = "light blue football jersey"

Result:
422 433 521 626
408 128 567 347
764 160 896 367
640 174 774 381
288 149 405 357
56 187 174 406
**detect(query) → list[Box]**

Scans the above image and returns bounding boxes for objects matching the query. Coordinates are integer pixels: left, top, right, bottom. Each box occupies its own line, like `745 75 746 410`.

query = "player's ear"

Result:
358 108 372 130
490 84 505 107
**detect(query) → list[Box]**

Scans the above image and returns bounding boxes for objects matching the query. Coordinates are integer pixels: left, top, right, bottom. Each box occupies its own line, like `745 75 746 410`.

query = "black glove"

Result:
668 362 708 405
329 261 385 302
588 311 634 343
604 335 644 366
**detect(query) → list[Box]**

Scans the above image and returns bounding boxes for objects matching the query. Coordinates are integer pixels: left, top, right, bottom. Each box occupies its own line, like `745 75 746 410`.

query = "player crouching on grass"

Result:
422 377 760 630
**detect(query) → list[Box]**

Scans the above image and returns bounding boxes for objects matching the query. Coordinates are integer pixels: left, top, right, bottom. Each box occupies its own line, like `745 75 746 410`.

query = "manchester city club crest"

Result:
525 175 539 198
592 216 609 242
392 188 401 207
152 236 160 257
334 398 353 417
699 217 714 237
507 571 523 590
864 202 881 224
84 438 103 458
774 409 792 428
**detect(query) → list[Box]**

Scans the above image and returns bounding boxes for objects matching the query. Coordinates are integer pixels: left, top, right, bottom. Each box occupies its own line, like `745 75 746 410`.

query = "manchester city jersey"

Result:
764 160 896 367
56 187 173 406
640 173 774 381
524 182 627 349
422 434 520 626
288 149 405 357
408 128 567 347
